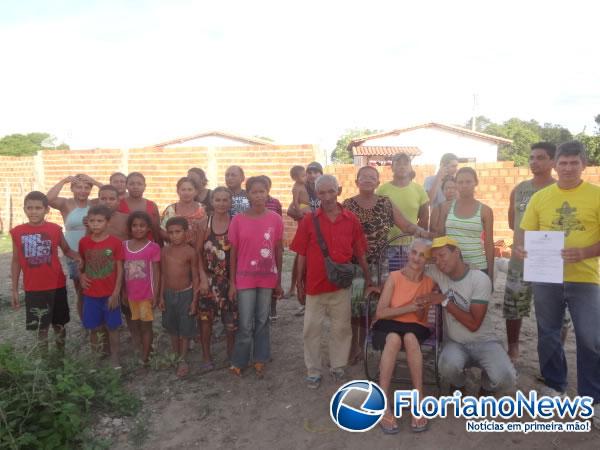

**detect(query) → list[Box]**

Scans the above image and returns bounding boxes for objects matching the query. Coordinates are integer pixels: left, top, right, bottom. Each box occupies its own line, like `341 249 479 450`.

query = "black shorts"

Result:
25 287 70 331
372 319 430 351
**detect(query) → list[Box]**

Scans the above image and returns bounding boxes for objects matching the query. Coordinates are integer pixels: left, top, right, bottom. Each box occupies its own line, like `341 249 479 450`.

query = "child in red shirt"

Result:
10 191 81 354
79 205 124 368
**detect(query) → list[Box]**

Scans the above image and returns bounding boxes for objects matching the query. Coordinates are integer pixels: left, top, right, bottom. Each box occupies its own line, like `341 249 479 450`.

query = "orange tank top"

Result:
389 271 435 327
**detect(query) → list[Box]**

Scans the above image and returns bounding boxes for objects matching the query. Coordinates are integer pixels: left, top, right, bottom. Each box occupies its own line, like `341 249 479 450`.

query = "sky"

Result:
1 0 599 155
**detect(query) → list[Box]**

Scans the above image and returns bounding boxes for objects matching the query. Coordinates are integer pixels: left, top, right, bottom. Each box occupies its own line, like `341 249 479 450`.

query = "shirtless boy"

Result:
290 165 311 216
159 217 199 378
98 185 129 241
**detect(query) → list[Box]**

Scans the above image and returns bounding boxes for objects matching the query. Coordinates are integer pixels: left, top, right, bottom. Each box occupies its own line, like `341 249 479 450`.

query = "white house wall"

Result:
361 128 499 165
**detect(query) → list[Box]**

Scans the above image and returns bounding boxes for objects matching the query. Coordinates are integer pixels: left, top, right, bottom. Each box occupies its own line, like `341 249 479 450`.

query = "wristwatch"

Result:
441 297 450 308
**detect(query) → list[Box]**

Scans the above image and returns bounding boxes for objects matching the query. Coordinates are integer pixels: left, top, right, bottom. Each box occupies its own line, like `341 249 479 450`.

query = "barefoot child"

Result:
79 205 124 368
197 187 236 369
10 191 81 354
160 217 199 377
123 211 161 364
290 165 311 215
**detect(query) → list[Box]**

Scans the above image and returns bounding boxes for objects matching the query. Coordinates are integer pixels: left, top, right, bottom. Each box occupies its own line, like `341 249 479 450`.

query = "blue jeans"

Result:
533 282 600 402
231 288 272 368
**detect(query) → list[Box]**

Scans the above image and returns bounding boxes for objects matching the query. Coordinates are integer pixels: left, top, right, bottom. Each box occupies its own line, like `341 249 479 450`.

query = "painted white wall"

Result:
164 135 254 148
360 128 499 166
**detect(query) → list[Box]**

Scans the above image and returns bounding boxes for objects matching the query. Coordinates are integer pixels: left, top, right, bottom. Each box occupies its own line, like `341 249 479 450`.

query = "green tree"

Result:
0 132 69 156
539 123 572 144
331 128 381 163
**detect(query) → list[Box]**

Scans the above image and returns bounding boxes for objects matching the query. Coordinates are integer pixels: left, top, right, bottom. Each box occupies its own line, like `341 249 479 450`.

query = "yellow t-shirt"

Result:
520 181 600 284
376 181 428 245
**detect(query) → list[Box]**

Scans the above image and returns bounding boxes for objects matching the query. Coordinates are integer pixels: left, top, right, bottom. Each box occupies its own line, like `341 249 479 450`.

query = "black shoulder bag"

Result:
311 213 355 288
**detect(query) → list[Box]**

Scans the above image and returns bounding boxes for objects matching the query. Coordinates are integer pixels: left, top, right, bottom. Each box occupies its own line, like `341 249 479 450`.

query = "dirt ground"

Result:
1 251 598 450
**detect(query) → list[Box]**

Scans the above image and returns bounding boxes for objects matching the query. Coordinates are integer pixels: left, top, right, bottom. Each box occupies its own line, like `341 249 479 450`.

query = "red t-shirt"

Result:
10 222 67 291
290 206 367 295
79 235 124 297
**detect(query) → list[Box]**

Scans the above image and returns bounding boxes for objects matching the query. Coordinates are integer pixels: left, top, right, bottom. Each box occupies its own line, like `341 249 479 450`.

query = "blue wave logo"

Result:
330 380 387 432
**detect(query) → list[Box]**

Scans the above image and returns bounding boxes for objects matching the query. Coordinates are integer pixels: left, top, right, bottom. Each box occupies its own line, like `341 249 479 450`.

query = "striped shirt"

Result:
445 200 487 270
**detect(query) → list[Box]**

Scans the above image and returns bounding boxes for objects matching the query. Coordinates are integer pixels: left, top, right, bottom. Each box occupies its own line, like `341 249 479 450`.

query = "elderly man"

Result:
427 236 516 395
290 174 371 389
517 141 600 426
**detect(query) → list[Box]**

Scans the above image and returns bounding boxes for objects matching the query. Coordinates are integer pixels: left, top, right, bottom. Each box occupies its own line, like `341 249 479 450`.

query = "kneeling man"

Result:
427 236 516 395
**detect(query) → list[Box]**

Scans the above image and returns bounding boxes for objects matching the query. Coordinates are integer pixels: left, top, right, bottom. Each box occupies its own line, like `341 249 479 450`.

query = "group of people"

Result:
9 141 600 432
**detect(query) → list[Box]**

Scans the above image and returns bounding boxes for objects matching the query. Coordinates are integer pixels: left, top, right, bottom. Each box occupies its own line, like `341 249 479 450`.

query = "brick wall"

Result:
4 150 600 246
0 155 36 231
1 145 317 244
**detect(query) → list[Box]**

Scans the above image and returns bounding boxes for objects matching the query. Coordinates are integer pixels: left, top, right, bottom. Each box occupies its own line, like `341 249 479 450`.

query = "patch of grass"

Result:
0 233 12 254
0 344 140 450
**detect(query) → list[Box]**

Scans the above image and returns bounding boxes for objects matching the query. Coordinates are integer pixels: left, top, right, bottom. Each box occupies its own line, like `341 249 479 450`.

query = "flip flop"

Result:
176 362 190 378
379 414 400 435
411 417 429 433
200 361 215 372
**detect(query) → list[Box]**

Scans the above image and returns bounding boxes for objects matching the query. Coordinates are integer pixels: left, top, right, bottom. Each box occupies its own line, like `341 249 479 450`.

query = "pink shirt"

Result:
229 210 284 289
123 240 161 301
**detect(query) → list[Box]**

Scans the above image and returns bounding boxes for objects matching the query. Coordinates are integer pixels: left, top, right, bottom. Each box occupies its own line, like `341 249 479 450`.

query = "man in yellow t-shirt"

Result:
518 141 600 419
376 153 429 271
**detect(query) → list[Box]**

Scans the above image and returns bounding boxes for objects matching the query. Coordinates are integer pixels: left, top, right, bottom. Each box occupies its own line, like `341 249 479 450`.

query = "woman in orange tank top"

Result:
372 238 442 434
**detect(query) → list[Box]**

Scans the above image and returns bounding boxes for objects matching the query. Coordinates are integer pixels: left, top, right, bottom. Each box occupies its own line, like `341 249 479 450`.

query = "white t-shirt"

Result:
425 265 496 344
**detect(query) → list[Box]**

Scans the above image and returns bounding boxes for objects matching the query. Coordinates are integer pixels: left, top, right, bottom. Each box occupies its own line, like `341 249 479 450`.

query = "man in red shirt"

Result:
291 174 372 389
10 191 81 354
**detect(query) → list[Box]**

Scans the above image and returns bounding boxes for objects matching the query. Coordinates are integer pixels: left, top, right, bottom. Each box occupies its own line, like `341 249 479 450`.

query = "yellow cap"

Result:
431 236 459 249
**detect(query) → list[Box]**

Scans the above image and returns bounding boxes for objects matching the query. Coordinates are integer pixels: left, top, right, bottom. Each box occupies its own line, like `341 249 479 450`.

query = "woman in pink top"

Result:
123 211 161 364
228 176 284 378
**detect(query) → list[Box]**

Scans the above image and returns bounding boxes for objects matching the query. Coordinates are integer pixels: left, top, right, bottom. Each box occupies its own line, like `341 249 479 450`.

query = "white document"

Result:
523 231 564 283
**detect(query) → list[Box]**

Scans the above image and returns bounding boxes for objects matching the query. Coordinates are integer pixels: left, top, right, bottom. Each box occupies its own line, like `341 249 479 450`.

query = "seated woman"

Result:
372 238 438 434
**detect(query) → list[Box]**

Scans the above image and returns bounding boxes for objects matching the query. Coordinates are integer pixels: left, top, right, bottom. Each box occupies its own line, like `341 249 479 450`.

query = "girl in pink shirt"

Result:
123 211 161 364
228 176 283 377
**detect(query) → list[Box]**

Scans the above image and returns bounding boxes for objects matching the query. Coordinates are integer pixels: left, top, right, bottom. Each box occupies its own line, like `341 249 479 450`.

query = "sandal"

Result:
379 413 400 435
176 362 190 378
411 416 429 433
200 360 215 372
254 362 265 379
229 366 242 377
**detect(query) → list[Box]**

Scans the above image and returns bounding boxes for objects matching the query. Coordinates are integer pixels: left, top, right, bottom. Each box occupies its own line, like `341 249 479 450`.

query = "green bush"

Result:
0 344 140 449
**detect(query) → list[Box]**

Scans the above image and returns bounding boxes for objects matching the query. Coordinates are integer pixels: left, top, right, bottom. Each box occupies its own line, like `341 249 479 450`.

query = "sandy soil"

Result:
1 252 598 449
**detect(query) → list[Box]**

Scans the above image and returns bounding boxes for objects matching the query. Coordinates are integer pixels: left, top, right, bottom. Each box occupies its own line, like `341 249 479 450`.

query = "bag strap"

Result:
311 212 330 258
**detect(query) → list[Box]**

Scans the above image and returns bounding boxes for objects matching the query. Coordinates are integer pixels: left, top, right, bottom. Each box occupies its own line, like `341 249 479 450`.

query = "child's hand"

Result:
189 301 198 316
274 284 283 300
197 277 209 297
79 272 91 290
108 293 120 310
152 296 159 309
228 285 237 302
159 297 165 311
11 290 20 310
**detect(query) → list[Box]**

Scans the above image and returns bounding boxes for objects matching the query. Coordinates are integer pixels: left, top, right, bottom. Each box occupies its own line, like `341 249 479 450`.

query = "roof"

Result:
353 146 421 157
347 122 513 151
152 130 273 148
